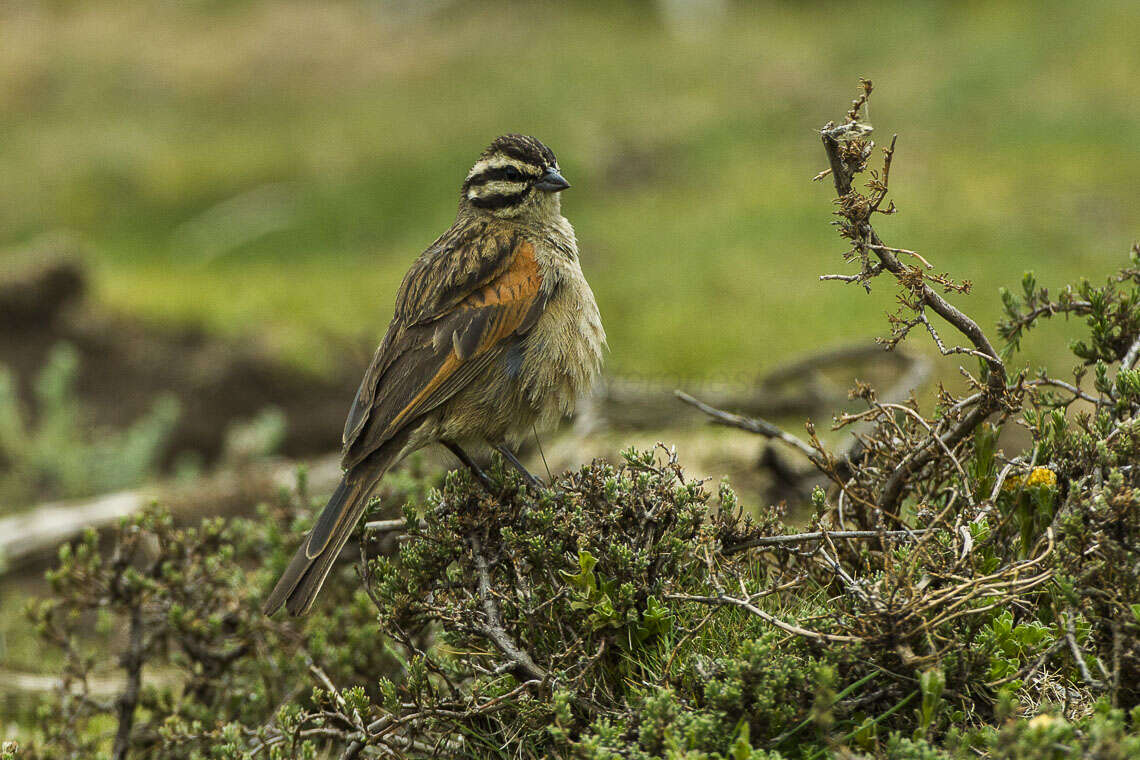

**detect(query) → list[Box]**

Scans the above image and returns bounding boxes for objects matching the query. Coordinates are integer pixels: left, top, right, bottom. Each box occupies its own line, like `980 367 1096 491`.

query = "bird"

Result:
263 134 605 617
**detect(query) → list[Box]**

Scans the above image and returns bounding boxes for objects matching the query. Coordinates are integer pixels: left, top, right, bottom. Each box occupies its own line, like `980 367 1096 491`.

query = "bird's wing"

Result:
340 229 548 469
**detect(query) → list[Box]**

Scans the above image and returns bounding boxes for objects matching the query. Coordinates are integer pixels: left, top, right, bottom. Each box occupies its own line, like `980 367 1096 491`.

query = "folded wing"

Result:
338 232 547 473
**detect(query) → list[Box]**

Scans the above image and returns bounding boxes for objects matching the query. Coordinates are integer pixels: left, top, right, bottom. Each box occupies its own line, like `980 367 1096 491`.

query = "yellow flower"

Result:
1000 467 1057 492
1025 467 1057 488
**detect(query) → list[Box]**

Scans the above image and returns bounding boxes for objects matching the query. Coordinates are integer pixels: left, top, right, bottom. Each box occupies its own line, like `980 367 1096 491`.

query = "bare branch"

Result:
469 536 546 683
1026 377 1098 405
667 593 860 643
724 528 933 554
1121 333 1140 371
363 517 427 534
865 243 932 269
919 312 998 362
111 605 145 760
821 272 873 283
674 390 828 467
877 401 975 506
818 122 1011 512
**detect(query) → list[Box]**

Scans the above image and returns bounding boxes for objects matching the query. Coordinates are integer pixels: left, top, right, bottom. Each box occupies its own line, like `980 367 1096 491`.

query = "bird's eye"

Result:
502 167 524 181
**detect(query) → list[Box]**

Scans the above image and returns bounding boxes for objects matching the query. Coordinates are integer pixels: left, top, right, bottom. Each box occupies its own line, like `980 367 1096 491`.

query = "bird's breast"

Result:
517 245 606 428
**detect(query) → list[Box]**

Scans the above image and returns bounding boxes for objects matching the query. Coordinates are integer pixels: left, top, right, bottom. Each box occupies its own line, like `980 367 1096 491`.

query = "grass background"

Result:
2 0 1138 381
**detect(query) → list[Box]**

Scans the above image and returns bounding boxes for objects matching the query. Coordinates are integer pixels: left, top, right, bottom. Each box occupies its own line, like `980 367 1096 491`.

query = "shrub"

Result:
0 342 180 511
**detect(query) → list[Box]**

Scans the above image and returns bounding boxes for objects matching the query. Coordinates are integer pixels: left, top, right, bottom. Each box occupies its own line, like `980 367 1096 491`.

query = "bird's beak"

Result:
535 169 571 193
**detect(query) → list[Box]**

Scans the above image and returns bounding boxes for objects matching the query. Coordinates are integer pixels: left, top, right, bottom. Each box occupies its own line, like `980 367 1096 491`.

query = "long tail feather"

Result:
263 452 396 616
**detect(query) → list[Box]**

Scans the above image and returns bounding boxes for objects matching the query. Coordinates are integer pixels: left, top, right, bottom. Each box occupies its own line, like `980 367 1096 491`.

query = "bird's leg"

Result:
493 444 544 489
441 440 496 493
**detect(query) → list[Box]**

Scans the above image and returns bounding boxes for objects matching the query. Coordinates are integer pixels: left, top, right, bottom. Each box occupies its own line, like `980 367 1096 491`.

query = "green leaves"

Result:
995 465 1059 558
563 549 600 595
563 550 674 651
0 342 181 510
968 423 999 499
640 597 673 640
914 668 946 741
977 610 1055 687
564 550 619 629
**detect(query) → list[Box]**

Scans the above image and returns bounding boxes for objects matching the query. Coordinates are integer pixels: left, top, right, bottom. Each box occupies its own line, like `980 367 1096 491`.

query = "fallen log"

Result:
0 454 342 576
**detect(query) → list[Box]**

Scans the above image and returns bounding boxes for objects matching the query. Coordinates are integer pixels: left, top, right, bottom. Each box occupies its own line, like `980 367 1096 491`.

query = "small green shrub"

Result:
0 342 180 510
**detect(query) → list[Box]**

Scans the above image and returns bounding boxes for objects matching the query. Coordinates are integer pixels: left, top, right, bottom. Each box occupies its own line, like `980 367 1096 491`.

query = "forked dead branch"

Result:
681 78 1019 523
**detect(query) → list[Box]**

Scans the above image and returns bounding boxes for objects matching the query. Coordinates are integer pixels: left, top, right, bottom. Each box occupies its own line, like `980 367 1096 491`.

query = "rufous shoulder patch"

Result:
381 240 544 435
462 241 542 311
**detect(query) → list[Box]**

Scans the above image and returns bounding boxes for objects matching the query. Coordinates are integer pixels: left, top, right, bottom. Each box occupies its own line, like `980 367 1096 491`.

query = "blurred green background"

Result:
2 0 1137 380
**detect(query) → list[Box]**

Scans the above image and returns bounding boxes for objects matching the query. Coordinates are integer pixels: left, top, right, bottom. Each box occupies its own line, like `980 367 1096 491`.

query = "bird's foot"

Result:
494 445 548 491
442 440 497 494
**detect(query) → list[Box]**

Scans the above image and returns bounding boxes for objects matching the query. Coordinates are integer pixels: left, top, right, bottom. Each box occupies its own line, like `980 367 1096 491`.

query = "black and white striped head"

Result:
461 134 570 219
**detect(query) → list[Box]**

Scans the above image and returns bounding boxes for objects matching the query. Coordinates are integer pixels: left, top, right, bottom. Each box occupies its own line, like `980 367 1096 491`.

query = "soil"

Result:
0 239 362 469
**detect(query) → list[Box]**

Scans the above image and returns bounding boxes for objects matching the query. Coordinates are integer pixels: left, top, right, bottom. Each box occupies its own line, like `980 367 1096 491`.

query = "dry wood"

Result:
582 344 927 432
819 122 1009 511
0 454 343 576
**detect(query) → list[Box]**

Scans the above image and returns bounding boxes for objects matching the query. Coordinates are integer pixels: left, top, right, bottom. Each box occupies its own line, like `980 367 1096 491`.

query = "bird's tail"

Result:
263 458 392 617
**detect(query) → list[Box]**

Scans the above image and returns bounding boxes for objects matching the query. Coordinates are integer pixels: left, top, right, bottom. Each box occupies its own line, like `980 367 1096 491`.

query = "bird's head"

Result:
461 134 570 221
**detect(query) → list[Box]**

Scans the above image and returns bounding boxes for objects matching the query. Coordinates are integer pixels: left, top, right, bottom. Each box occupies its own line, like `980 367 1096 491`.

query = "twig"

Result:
919 312 997 363
1026 377 1098 405
816 541 873 606
948 391 984 415
1121 333 1140 372
866 243 932 270
310 664 365 734
363 518 425 533
1002 299 1093 341
250 728 359 757
724 528 932 554
1063 609 1103 690
675 346 930 493
867 132 897 214
986 456 1034 509
667 593 860 643
591 344 918 432
821 272 870 283
821 261 884 285
111 605 145 760
877 401 976 506
674 390 826 466
469 536 546 682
